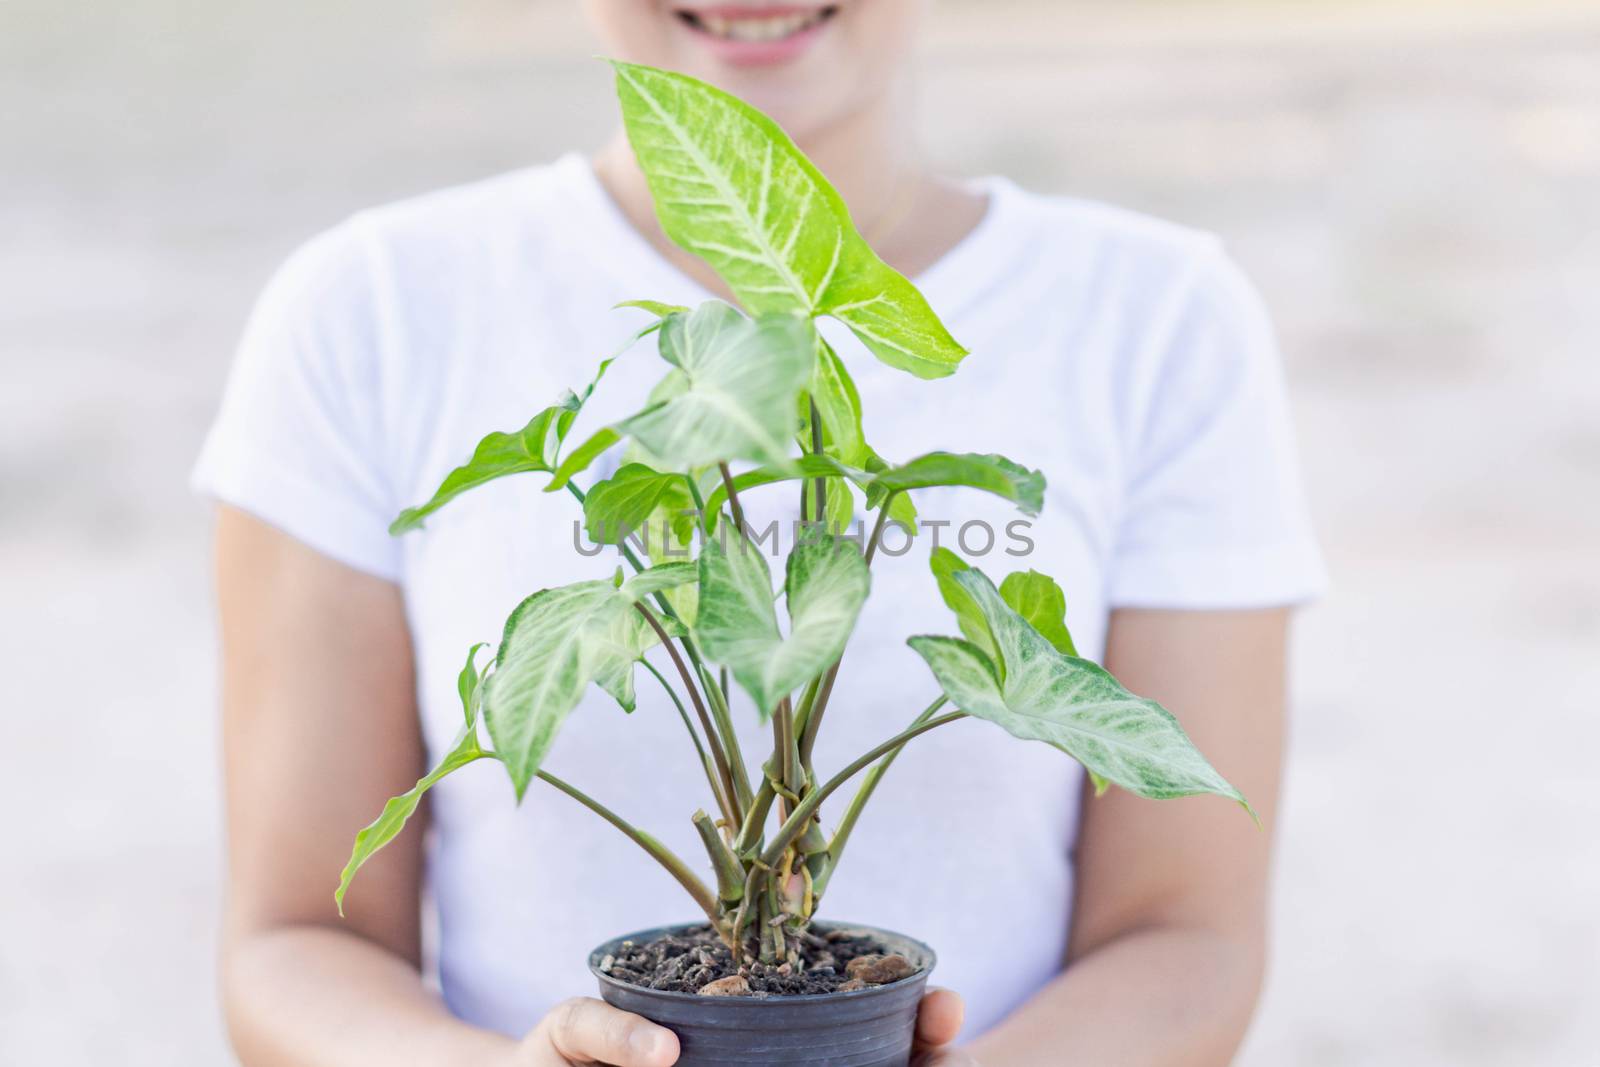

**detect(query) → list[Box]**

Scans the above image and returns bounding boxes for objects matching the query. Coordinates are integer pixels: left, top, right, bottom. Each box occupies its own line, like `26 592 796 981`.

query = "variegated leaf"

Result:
616 301 812 468
693 535 869 719
611 61 966 379
908 568 1247 809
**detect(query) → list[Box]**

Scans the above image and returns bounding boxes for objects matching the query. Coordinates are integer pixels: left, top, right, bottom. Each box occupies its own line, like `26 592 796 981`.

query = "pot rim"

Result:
588 920 936 1006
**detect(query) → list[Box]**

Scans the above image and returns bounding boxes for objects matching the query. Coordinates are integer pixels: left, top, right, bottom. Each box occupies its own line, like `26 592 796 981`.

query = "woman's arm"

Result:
964 607 1290 1067
214 507 692 1066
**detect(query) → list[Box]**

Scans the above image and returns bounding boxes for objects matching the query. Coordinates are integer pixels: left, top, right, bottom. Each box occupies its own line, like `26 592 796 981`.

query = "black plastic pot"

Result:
589 921 936 1066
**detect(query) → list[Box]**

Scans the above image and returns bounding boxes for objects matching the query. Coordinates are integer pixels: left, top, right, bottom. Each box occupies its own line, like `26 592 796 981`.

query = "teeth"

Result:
692 10 824 43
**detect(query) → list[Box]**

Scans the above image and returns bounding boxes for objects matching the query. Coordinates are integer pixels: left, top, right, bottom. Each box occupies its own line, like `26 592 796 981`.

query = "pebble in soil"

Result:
597 925 919 997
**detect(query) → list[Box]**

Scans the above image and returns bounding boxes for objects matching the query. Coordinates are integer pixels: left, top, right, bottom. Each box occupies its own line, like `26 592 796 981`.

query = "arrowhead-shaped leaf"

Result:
868 452 1046 516
693 535 870 719
485 565 696 796
616 299 690 318
390 408 565 534
583 463 695 546
908 568 1247 808
335 735 490 915
455 642 490 727
395 318 654 529
616 301 812 468
611 61 966 379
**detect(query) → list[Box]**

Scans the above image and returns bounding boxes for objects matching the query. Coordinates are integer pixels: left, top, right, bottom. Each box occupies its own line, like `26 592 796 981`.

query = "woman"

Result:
197 2 1324 1064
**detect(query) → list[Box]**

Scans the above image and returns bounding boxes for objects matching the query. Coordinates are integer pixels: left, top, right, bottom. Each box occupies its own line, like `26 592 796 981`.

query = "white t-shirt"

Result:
194 153 1325 1037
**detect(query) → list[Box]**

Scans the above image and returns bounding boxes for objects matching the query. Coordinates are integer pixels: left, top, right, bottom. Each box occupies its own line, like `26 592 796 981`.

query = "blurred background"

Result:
3 0 1597 1063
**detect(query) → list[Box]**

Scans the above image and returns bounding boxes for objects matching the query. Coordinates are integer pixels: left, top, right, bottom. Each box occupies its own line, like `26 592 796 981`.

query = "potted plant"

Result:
334 61 1251 1067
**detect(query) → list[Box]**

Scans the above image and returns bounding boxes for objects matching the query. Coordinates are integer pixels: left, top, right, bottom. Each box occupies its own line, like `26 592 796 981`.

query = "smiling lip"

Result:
673 4 839 67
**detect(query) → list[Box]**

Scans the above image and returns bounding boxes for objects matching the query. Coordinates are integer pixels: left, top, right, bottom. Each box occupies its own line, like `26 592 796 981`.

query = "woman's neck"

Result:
592 90 985 295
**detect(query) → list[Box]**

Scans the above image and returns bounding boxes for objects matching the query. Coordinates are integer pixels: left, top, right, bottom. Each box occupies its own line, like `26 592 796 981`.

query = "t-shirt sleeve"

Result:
190 219 403 582
1105 241 1327 609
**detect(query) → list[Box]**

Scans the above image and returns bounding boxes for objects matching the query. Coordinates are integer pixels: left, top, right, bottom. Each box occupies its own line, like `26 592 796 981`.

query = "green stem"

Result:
761 711 967 869
536 768 724 933
637 604 742 827
775 697 804 796
796 663 838 771
718 462 746 535
683 472 710 535
798 493 902 771
813 696 948 898
641 656 730 823
692 808 746 904
688 642 754 811
864 495 898 566
808 398 825 522
734 781 776 856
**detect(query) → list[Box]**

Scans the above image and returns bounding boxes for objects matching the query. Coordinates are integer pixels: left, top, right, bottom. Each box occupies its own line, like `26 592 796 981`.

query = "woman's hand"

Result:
913 987 975 1065
509 998 679 1066
506 988 969 1066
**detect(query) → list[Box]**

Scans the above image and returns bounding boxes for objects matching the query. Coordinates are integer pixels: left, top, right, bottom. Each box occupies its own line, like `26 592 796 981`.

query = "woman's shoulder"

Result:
249 155 598 339
983 176 1242 292
974 177 1273 357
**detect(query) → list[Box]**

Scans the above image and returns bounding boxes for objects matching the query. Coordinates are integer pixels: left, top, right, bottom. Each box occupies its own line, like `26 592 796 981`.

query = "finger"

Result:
542 997 679 1066
913 987 965 1049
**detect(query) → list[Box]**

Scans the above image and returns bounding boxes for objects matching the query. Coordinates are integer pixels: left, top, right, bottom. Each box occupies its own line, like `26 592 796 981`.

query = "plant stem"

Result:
796 663 838 770
760 711 967 869
636 604 742 827
641 656 730 822
797 492 903 771
687 644 754 811
718 462 746 535
813 696 948 898
692 808 746 904
808 398 826 521
864 494 898 566
536 769 724 933
682 473 710 535
775 697 804 796
734 781 776 855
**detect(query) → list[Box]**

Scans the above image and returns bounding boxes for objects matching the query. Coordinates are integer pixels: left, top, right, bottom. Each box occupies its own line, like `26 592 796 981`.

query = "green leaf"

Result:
620 561 699 600
456 642 490 728
484 574 684 796
335 733 490 915
616 301 812 468
391 408 565 534
908 569 1248 809
809 337 866 465
693 535 870 719
398 315 660 525
868 452 1046 516
823 262 969 381
583 463 695 546
611 61 966 379
616 299 690 318
929 548 998 664
544 428 621 493
999 570 1077 656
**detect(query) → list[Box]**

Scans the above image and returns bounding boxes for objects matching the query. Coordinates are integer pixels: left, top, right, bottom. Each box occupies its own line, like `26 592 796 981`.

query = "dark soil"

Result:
597 924 918 997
